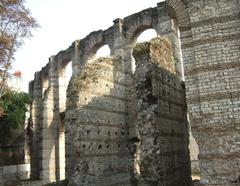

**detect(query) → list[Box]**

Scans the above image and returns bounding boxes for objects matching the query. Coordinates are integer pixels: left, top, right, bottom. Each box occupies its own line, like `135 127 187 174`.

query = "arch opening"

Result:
136 28 157 43
65 61 72 91
56 60 72 181
131 28 158 74
42 77 49 98
95 44 111 59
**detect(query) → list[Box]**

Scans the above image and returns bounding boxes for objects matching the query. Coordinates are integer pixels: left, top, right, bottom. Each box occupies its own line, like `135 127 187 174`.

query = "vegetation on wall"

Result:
0 90 30 145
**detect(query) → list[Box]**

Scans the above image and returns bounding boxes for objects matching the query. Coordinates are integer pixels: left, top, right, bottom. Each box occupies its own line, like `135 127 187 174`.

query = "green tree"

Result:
0 0 38 98
0 90 30 145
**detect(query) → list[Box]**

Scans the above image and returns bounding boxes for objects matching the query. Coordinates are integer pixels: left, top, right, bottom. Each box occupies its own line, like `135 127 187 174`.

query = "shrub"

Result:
0 91 30 145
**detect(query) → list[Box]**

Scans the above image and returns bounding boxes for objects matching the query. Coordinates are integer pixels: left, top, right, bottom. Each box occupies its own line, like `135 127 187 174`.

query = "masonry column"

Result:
54 56 70 181
112 18 140 185
65 44 81 179
156 2 184 79
39 59 58 182
72 41 81 76
29 72 42 180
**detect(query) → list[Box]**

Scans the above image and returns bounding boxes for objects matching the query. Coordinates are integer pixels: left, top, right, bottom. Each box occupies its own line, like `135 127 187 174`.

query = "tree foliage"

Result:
0 90 30 145
0 0 38 97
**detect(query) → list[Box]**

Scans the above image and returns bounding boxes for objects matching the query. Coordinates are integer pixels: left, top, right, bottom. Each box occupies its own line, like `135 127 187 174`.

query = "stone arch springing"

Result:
78 30 113 65
86 42 111 63
165 0 191 30
123 9 158 74
131 26 157 44
122 7 158 73
164 0 193 77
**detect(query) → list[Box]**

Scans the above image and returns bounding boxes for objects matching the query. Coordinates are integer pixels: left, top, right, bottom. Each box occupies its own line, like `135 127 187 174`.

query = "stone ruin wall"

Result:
65 37 192 186
27 0 240 186
66 57 131 185
132 38 192 186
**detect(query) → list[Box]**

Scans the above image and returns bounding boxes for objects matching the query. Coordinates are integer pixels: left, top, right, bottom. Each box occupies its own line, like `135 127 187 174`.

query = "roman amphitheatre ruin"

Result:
7 0 240 185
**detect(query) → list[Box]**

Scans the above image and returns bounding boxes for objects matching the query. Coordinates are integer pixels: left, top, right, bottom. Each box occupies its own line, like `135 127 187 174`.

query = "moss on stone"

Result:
132 37 176 75
132 42 151 58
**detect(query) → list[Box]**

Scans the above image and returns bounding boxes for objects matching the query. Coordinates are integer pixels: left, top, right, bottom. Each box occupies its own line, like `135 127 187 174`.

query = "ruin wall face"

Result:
181 0 240 185
65 57 131 186
132 38 192 186
65 38 192 186
28 0 240 185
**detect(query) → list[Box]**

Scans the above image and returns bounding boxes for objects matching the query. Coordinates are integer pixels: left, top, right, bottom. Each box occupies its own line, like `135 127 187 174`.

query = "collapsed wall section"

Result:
132 38 192 186
65 57 131 186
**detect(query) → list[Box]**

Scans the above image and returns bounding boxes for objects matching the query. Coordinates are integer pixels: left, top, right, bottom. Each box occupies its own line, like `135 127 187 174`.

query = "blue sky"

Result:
13 0 162 92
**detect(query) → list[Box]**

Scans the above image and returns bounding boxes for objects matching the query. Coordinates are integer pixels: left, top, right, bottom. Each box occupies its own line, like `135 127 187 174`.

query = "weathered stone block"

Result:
3 165 17 175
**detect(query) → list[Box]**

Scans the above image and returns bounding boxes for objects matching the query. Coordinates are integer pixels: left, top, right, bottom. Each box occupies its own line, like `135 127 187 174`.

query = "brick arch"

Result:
164 0 200 106
55 49 72 75
89 43 111 59
87 42 107 60
131 26 157 44
78 30 113 63
165 0 191 30
123 7 158 44
129 26 157 43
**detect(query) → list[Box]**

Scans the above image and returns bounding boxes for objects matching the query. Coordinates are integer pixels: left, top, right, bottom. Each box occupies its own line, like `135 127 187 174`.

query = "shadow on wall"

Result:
27 57 72 182
132 38 192 186
40 59 73 182
189 130 200 176
65 37 192 186
65 57 131 185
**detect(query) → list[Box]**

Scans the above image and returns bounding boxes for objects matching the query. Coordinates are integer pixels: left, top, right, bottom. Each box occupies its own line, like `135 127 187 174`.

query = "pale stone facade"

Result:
26 0 240 186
